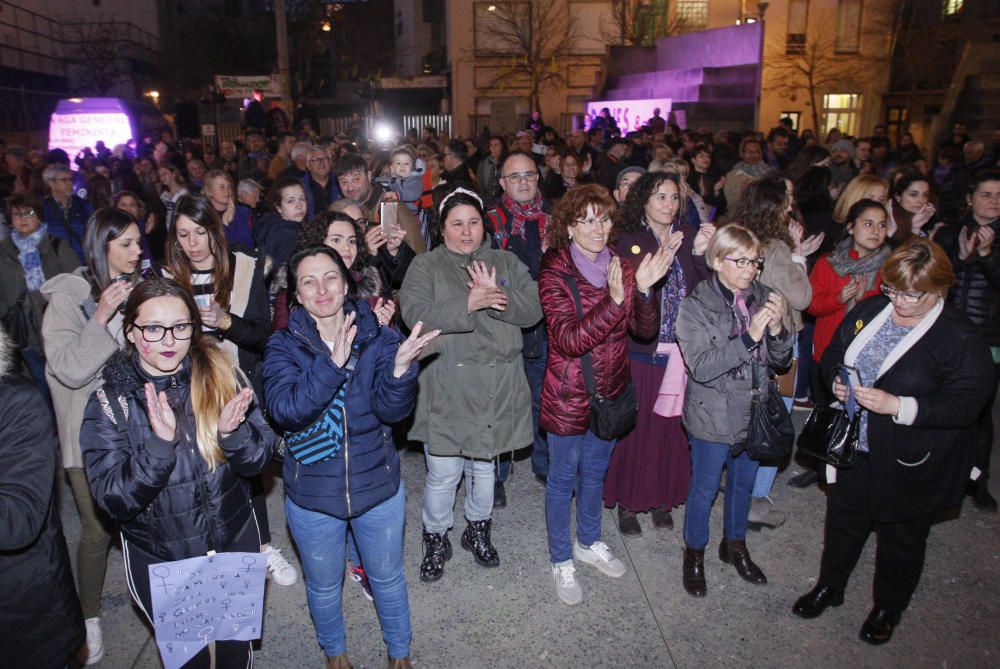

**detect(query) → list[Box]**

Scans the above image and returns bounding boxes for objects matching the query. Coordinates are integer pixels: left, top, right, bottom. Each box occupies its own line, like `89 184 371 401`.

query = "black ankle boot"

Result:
682 545 707 597
461 519 500 567
793 584 844 619
859 607 901 645
419 531 452 582
719 538 767 584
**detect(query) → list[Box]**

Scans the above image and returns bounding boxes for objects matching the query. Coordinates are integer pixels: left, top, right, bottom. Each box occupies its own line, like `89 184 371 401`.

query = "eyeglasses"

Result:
574 216 612 227
308 156 331 163
132 322 195 342
501 171 539 183
11 209 36 219
724 257 765 270
881 286 926 304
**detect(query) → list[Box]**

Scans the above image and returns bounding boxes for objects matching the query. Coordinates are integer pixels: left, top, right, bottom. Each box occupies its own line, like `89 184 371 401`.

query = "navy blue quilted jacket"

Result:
263 300 418 519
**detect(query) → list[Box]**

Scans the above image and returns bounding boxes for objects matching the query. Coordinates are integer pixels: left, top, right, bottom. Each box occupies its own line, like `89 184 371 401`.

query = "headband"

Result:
438 187 483 216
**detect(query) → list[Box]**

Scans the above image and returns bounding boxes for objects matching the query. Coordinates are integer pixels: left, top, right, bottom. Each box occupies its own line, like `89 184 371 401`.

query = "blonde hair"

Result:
833 174 889 224
706 224 762 269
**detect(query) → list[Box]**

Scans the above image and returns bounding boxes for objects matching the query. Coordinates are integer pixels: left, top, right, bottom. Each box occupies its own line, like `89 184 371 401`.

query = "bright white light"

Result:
488 5 496 11
373 123 393 143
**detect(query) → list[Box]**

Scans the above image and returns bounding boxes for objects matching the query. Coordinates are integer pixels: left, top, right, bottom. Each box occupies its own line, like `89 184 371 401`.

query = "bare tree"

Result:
765 4 895 134
63 22 133 96
601 0 676 47
475 0 579 113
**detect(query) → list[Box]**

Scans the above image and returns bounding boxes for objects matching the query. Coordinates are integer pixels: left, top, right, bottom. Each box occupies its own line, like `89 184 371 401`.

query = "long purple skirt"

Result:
603 357 691 512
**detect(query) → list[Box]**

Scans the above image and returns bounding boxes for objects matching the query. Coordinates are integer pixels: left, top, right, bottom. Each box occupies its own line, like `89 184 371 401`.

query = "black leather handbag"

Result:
796 404 860 467
738 360 795 461
565 274 638 441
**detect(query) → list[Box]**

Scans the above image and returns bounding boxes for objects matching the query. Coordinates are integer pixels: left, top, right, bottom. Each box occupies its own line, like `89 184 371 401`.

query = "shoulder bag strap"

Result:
564 273 601 399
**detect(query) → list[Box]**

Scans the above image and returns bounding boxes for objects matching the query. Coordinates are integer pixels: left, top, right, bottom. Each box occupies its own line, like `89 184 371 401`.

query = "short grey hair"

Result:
237 179 262 198
43 163 71 183
291 142 313 162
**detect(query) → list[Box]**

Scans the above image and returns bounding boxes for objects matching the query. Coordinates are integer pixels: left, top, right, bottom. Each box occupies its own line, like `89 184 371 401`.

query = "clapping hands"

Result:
467 260 508 312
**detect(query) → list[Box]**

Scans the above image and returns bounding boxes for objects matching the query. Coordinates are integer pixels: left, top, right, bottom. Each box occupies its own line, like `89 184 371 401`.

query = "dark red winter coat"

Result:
539 245 659 436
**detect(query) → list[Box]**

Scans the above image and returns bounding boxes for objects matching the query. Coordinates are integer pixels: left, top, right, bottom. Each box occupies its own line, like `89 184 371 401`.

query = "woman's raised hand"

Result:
393 321 441 377
199 300 226 329
218 387 254 437
635 240 678 294
789 220 805 255
748 306 773 342
692 223 715 255
466 261 507 312
144 382 176 442
800 232 825 257
332 311 358 368
765 292 786 335
373 297 396 327
95 279 132 325
365 225 388 255
222 198 236 227
839 276 863 304
608 256 626 305
912 203 936 233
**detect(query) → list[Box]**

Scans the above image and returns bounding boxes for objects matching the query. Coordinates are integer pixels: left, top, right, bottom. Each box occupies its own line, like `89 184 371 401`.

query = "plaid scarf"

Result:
501 192 550 242
11 224 48 292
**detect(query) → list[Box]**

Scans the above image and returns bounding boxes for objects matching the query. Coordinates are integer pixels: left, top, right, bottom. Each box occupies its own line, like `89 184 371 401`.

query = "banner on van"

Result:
214 75 283 100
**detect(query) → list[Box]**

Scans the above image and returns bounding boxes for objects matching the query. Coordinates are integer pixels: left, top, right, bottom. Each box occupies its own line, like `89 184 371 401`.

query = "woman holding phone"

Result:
163 194 299 587
41 207 143 665
793 239 994 645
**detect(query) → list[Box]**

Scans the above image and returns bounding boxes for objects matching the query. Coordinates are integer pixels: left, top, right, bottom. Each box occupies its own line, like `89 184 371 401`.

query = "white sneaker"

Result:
83 617 104 665
551 560 583 606
264 545 299 586
572 540 627 578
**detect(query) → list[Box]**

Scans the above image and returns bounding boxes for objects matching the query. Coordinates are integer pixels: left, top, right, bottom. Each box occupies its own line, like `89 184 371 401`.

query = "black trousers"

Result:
972 363 1000 485
122 516 260 668
818 455 935 613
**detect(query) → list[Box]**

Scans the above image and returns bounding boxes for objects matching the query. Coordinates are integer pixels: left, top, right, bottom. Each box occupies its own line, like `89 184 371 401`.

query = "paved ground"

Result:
59 410 1000 669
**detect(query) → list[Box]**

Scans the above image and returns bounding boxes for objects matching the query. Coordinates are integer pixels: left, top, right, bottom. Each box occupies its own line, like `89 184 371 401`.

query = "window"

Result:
943 0 963 16
780 112 802 131
822 93 861 137
786 0 808 55
835 0 862 53
886 106 909 144
675 0 708 33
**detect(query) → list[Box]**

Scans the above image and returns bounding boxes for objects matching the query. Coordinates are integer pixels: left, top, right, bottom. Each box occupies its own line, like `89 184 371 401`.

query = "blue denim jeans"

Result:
751 395 794 498
285 484 411 659
495 343 549 481
684 436 759 549
545 431 615 563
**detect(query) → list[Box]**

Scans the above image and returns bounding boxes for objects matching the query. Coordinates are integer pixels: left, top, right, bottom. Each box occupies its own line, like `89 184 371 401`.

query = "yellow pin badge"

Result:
854 319 864 335
631 245 641 255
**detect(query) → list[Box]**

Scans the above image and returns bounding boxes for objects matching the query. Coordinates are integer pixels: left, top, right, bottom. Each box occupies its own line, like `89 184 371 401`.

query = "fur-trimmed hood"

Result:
0 322 14 377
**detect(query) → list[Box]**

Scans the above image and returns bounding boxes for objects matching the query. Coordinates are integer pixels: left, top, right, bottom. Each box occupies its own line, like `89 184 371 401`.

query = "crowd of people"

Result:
1 111 999 668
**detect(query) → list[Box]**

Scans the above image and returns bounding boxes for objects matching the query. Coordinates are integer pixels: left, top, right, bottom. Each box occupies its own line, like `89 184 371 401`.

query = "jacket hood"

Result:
0 321 13 377
40 266 91 301
255 212 301 244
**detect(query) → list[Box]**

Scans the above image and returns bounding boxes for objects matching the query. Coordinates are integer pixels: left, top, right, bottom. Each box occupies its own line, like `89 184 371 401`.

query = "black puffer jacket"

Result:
935 213 1000 345
80 351 275 561
0 372 84 669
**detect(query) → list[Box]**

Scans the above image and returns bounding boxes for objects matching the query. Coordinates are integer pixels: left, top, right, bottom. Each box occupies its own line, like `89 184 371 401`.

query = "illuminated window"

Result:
822 93 861 137
943 0 964 16
786 0 808 55
835 0 862 53
676 0 708 32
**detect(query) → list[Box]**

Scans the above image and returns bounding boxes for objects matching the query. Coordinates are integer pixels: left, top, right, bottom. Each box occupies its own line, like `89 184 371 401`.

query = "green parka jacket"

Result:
400 238 543 459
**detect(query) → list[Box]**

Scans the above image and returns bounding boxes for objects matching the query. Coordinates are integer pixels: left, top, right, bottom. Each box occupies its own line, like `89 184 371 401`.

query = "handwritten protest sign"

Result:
148 552 266 669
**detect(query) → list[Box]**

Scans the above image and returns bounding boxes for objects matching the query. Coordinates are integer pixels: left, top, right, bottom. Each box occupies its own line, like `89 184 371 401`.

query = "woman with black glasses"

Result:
80 278 277 668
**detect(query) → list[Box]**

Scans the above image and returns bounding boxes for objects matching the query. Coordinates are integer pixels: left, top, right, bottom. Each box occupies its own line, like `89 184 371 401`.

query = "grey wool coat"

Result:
399 237 543 459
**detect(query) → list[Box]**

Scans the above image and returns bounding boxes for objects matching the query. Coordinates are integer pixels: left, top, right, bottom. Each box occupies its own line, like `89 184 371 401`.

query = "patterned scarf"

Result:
826 236 890 311
11 224 48 292
502 192 550 242
655 224 686 343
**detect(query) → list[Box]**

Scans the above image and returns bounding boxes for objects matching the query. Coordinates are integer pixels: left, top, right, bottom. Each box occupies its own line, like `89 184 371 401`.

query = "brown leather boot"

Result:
718 538 767 584
682 545 707 597
326 654 354 669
